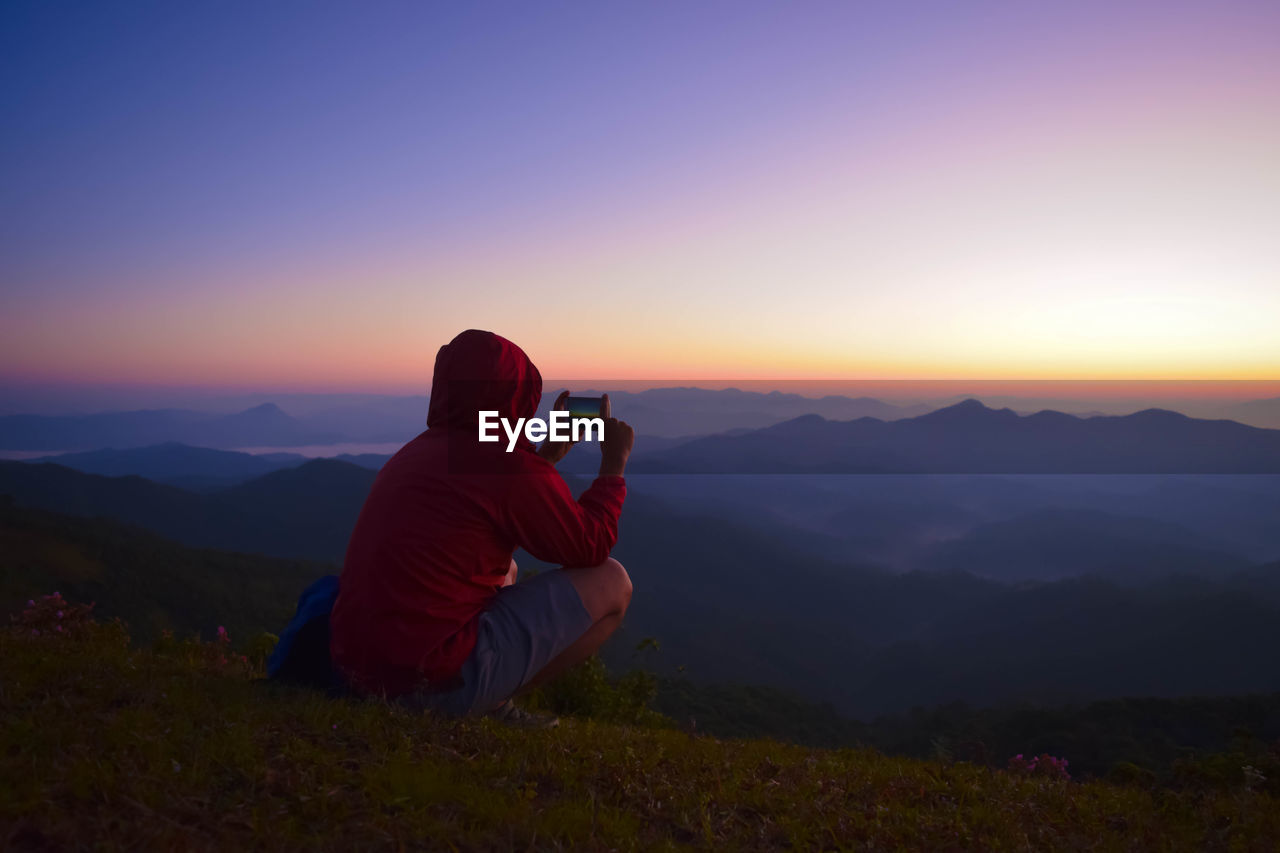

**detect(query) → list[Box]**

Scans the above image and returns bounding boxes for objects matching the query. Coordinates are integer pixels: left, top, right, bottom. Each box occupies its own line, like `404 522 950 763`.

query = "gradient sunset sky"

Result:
3 1 1278 396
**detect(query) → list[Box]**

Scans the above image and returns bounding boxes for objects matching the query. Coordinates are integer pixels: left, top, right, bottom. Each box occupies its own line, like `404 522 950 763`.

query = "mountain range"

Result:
7 389 1280 454
630 399 1280 473
0 388 931 452
536 388 931 437
20 397 1280 484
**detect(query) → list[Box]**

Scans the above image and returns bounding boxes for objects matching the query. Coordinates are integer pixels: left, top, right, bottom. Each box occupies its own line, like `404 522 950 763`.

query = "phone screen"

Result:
564 396 603 419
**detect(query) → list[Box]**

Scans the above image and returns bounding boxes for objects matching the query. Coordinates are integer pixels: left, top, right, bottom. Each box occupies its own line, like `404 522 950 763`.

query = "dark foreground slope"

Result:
4 617 1277 851
654 677 1280 782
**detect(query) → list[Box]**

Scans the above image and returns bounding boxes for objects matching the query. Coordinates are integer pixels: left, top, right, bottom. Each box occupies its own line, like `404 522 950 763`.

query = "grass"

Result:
2 603 1278 851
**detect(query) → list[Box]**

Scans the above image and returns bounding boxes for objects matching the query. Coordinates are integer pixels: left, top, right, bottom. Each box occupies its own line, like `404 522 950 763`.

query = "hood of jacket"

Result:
426 330 543 442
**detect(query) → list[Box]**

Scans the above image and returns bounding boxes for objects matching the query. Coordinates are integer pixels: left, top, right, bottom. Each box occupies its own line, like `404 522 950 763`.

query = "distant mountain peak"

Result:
1127 408 1190 421
240 403 286 416
1025 409 1080 423
917 398 1015 422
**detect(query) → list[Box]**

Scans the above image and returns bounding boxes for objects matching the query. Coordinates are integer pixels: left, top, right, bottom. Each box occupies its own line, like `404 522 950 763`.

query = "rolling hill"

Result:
0 459 376 562
0 499 330 641
22 442 309 488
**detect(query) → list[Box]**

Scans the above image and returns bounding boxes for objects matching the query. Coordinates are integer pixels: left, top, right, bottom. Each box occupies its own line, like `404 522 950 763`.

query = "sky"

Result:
2 0 1278 400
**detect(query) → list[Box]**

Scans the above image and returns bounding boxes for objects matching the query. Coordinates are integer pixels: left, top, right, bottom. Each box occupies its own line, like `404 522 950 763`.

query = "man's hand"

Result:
598 394 634 477
537 390 575 466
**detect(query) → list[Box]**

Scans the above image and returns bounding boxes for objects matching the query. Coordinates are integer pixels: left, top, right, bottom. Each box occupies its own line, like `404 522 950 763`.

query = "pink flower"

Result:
56 610 63 618
55 625 63 633
1009 752 1070 780
26 600 34 608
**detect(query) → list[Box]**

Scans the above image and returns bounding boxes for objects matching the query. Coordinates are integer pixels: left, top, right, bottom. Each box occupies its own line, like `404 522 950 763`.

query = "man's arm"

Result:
503 413 635 567
502 467 625 568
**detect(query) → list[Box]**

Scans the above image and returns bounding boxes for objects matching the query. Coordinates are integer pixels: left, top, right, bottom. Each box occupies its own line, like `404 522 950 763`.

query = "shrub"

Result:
525 655 668 726
12 592 97 639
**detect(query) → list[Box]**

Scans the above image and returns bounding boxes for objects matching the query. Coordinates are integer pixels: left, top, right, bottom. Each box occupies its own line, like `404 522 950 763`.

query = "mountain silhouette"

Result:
629 400 1280 473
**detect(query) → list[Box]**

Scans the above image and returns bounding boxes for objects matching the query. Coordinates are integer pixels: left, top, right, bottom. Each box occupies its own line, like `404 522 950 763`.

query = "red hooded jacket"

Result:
329 330 626 697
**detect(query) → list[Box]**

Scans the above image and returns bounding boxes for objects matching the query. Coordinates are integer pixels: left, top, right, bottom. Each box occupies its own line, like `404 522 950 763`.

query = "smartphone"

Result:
563 396 604 420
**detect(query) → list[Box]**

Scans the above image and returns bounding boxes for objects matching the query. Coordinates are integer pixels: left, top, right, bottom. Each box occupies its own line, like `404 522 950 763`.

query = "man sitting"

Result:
329 329 634 725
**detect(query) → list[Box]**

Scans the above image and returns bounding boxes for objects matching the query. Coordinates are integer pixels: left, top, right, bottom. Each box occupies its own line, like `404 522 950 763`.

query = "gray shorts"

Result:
402 568 594 717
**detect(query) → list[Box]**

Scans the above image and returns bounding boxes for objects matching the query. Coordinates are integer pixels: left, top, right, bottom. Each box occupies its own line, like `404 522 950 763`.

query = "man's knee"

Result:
604 557 632 614
566 557 632 621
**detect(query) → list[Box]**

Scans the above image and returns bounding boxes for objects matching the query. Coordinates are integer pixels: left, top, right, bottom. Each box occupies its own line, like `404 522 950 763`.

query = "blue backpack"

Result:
267 574 345 693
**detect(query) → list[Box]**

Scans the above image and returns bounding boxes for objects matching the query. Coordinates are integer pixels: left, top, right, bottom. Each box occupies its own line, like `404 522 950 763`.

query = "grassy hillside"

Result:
4 607 1278 851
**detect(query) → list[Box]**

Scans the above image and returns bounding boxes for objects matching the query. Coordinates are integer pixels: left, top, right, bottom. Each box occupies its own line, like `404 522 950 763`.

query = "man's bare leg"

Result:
514 557 631 696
